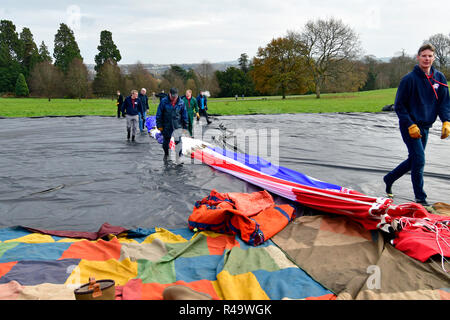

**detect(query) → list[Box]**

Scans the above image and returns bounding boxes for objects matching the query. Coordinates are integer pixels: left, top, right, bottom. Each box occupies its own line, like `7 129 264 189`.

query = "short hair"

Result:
186 89 192 94
418 43 435 56
131 90 138 94
141 88 146 92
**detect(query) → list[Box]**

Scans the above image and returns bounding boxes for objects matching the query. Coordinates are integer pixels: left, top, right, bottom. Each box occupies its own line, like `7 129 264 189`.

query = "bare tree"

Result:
425 33 450 69
29 61 64 101
388 50 416 87
126 62 158 94
194 60 219 96
65 58 90 100
185 78 198 95
295 18 362 98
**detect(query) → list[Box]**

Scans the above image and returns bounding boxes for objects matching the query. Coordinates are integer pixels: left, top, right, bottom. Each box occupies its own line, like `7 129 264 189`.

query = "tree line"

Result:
1 18 449 100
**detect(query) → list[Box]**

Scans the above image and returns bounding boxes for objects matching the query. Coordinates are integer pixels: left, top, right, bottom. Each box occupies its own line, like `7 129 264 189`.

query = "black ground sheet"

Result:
0 112 448 231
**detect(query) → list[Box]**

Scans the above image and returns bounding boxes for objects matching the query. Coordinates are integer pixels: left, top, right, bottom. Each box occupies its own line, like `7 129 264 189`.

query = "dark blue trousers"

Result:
384 125 429 201
162 130 182 157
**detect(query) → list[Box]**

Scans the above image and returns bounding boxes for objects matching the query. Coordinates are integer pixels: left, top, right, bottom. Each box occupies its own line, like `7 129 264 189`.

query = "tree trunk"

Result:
314 77 321 99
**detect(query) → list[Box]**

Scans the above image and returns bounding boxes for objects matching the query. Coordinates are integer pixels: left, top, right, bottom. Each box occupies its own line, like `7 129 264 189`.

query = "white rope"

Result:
397 217 450 272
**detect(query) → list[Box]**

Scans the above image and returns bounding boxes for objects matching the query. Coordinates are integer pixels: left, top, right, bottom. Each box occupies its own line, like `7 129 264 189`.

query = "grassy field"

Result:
0 88 397 118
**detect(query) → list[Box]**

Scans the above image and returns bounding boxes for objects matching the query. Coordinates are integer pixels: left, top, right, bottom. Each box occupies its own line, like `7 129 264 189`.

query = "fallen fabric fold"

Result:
188 190 296 246
23 223 128 241
272 214 450 300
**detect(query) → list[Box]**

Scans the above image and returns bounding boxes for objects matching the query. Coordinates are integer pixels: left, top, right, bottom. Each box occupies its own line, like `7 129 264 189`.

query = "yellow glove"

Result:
196 113 200 120
408 124 422 139
158 127 163 132
441 121 450 139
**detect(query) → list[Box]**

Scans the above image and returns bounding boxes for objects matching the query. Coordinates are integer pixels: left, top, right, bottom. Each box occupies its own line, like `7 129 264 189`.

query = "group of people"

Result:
115 88 149 142
154 88 213 163
116 87 212 163
115 43 449 205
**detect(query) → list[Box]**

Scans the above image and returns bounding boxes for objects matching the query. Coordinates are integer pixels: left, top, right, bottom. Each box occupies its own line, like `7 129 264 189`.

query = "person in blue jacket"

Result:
138 88 149 133
383 44 450 206
196 91 212 124
121 89 144 142
156 87 188 163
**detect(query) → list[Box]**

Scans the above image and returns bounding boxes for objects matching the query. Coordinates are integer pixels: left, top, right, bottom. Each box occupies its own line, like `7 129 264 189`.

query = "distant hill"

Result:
377 57 392 62
86 60 239 77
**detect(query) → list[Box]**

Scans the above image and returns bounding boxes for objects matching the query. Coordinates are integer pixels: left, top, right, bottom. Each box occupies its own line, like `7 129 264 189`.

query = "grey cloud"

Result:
1 1 450 64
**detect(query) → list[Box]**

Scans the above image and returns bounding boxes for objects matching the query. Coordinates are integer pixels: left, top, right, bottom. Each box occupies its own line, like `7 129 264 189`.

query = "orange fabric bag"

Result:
188 190 296 246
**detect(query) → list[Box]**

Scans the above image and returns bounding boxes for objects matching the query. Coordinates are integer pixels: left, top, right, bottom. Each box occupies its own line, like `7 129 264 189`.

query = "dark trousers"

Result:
199 108 211 123
162 130 182 156
162 135 171 156
384 125 429 201
117 105 123 118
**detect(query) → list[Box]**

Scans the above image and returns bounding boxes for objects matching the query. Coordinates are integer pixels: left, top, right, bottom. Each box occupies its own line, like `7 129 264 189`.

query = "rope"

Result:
397 216 450 272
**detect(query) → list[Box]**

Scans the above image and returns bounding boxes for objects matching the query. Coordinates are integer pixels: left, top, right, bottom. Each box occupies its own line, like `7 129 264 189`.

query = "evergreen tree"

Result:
0 20 22 60
19 27 40 79
15 73 29 97
94 30 121 72
53 23 82 74
238 53 250 74
92 59 122 98
216 67 256 98
0 20 23 92
38 41 52 63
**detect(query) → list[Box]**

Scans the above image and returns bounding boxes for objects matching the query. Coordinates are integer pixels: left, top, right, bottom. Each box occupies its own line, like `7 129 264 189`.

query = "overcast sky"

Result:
1 0 450 65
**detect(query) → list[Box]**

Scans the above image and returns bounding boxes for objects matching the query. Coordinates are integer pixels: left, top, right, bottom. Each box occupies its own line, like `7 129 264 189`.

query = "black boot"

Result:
127 129 131 140
415 199 431 207
131 135 135 142
383 175 393 198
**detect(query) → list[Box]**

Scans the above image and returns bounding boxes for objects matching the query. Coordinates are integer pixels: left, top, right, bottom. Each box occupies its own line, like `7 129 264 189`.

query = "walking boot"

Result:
127 129 131 141
175 143 183 165
383 175 393 199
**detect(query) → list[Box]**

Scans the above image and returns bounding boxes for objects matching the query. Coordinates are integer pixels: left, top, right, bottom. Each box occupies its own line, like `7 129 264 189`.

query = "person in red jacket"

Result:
383 44 450 206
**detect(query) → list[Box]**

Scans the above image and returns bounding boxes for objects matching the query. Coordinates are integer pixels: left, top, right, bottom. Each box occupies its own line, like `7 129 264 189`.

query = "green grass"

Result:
0 88 397 118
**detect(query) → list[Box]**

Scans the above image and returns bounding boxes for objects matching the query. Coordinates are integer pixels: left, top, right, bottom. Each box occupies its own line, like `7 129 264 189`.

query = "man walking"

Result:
116 90 124 118
156 88 188 163
138 88 149 133
196 91 212 124
383 44 450 206
182 89 200 137
155 90 168 102
122 90 144 142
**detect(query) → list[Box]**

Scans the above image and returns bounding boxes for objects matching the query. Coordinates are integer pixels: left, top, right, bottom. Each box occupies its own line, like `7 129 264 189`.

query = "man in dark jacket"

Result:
121 90 144 142
138 88 149 133
156 88 188 163
383 44 450 206
116 90 124 118
196 91 212 124
155 90 168 102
